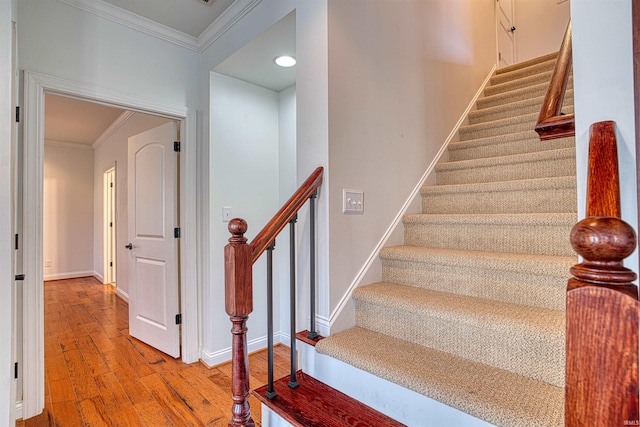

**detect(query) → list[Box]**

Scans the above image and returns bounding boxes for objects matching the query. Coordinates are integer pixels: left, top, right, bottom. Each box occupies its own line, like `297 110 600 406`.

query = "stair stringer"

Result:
328 65 498 336
297 341 494 427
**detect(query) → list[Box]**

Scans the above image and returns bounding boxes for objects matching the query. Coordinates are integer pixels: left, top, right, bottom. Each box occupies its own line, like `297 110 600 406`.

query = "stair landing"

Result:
253 371 406 427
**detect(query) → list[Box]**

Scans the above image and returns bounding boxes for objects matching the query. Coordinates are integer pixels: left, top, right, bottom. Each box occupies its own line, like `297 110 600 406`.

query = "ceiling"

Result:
45 0 295 146
45 95 125 146
101 0 236 38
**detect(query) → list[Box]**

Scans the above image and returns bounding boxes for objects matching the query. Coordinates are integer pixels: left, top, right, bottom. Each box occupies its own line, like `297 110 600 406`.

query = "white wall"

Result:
278 85 297 337
326 0 497 326
571 0 638 274
199 0 329 364
514 0 571 62
93 113 171 299
17 0 199 109
43 142 94 280
205 73 280 364
1 0 16 424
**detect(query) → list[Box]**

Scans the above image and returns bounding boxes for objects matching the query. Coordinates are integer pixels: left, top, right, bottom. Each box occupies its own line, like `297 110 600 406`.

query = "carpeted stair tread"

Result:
435 147 576 185
380 246 574 310
315 327 564 427
403 212 576 256
353 282 565 386
494 52 558 75
421 176 577 214
468 90 574 125
459 106 574 140
489 58 557 86
484 70 554 97
447 132 574 161
477 78 573 110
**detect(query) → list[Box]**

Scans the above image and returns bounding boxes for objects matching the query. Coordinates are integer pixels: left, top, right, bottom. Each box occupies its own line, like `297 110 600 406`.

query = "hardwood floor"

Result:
18 277 290 426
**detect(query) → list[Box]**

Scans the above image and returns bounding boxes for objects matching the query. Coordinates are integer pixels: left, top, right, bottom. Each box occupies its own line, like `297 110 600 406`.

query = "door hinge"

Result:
110 182 113 188
15 274 25 281
499 52 502 61
14 234 18 250
109 262 113 267
14 363 18 379
110 222 113 227
15 106 19 123
174 227 181 238
174 141 180 152
175 314 182 325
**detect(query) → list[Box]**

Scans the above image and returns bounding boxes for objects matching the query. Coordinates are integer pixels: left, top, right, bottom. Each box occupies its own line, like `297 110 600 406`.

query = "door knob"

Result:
510 26 516 32
125 243 133 250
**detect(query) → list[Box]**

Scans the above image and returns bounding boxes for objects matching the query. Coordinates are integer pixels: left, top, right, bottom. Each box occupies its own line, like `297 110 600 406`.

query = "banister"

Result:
535 20 575 140
225 166 324 427
250 166 323 263
565 121 639 426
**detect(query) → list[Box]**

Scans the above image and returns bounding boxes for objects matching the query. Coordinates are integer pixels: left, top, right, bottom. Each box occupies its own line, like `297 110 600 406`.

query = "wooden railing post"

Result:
225 218 255 427
566 121 639 426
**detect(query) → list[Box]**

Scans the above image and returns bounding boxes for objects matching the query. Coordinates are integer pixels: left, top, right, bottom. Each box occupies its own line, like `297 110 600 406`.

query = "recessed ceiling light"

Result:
274 55 296 68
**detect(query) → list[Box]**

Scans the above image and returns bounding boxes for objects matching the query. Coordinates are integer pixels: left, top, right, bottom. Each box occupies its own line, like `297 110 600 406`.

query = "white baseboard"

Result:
115 287 129 302
93 271 104 283
43 270 95 281
326 64 498 335
200 332 287 367
15 400 22 422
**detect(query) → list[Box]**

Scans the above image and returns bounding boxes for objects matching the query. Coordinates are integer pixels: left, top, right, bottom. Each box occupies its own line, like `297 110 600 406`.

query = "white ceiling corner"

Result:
56 0 264 52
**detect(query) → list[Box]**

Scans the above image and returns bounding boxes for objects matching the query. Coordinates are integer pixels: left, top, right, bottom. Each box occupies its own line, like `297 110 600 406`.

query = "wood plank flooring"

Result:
17 277 290 426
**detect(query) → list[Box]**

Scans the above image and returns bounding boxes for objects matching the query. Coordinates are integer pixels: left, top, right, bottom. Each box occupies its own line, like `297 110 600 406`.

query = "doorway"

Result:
21 71 198 419
103 166 116 285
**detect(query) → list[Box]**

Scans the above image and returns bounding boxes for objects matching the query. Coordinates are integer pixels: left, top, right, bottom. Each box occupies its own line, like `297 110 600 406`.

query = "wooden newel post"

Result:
565 121 640 426
225 218 256 427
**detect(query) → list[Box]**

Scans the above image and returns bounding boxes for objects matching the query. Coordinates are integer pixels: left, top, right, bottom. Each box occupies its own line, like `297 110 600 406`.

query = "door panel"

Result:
497 0 516 67
127 121 180 358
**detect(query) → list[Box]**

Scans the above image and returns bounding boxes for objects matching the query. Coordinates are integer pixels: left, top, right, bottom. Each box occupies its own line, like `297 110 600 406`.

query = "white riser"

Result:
298 342 495 427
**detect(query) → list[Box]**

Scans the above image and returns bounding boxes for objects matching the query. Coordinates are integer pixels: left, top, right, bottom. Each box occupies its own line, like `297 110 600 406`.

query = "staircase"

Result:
313 52 577 427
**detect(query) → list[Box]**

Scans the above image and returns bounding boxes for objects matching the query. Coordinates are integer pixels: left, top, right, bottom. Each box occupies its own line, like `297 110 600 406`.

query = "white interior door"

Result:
127 121 180 358
497 0 516 67
104 167 116 285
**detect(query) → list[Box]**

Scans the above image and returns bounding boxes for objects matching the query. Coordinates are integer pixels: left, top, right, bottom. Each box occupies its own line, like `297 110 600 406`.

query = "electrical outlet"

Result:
45 259 51 268
222 206 233 222
343 189 364 214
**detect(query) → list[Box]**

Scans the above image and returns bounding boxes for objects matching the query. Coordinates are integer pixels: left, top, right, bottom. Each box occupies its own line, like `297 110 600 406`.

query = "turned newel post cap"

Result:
570 216 638 284
228 218 248 244
570 217 636 261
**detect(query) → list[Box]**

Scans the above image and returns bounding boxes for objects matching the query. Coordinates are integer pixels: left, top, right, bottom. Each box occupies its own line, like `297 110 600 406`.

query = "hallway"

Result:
18 277 289 426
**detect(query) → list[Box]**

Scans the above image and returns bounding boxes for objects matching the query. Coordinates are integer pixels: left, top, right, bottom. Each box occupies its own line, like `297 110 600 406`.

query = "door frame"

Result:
103 164 116 285
21 70 199 419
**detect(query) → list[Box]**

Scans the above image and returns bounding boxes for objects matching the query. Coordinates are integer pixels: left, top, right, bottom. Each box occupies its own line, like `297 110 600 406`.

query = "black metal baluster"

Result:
265 241 277 399
288 214 299 389
308 191 319 340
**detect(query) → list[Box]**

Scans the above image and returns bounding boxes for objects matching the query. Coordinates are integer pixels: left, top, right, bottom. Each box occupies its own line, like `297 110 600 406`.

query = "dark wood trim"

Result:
566 121 639 426
535 20 575 140
253 372 406 427
633 0 640 267
295 330 325 347
250 167 324 263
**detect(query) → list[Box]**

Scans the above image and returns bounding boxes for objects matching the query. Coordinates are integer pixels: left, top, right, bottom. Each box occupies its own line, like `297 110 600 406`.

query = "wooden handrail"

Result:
224 167 324 427
535 20 575 140
250 167 324 263
566 121 639 426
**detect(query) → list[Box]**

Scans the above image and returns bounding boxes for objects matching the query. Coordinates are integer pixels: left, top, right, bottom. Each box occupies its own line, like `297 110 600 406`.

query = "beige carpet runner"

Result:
316 52 576 427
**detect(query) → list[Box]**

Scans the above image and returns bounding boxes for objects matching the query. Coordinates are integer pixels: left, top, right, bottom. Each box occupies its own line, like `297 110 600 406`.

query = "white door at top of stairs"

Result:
497 0 517 67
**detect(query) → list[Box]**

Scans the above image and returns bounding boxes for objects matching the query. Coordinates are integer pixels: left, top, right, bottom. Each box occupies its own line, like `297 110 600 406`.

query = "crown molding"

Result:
56 0 200 51
197 0 263 52
56 0 263 53
44 139 94 150
92 110 135 150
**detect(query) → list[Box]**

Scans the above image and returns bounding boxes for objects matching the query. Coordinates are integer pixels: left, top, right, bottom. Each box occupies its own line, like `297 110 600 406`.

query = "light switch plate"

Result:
343 189 364 214
222 206 232 222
